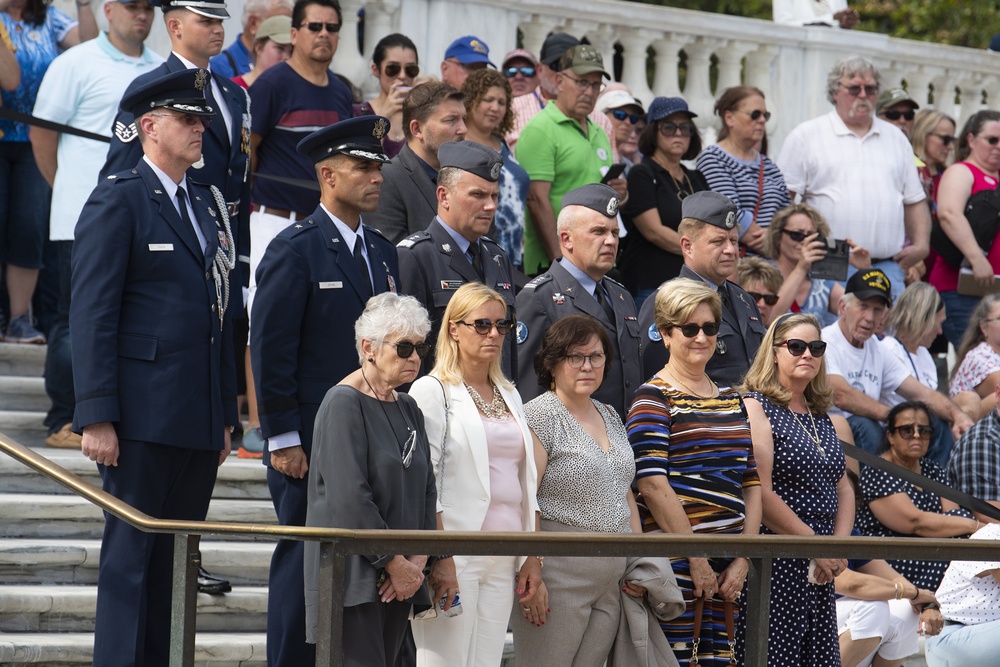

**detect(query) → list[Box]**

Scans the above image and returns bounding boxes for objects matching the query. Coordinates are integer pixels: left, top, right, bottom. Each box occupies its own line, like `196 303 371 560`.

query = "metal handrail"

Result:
3 432 997 667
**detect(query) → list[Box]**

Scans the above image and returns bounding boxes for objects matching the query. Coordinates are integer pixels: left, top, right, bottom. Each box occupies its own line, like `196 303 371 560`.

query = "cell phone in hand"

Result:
601 162 626 184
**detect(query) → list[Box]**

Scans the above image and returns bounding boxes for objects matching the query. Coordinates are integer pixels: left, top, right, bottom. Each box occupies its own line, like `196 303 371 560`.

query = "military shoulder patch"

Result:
516 321 528 344
648 323 662 342
114 121 138 143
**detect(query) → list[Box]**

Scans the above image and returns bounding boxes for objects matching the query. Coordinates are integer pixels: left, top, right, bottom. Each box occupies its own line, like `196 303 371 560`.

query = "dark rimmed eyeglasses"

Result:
930 133 955 146
781 229 814 243
774 338 827 357
383 62 419 78
889 424 934 440
747 291 779 306
564 353 607 368
672 321 720 338
658 121 696 137
457 319 515 336
611 109 642 125
504 66 536 79
740 109 772 122
882 109 915 121
384 340 432 359
298 21 340 33
839 83 878 97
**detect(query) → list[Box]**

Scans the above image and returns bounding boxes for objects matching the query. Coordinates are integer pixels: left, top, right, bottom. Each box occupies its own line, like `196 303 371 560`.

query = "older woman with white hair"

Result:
303 292 437 666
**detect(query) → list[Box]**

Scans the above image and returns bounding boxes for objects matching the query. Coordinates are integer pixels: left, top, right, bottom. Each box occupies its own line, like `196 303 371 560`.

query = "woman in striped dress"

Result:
627 278 762 665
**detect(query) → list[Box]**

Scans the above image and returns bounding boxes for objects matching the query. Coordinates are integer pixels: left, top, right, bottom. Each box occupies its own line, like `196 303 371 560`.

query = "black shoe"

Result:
197 566 232 594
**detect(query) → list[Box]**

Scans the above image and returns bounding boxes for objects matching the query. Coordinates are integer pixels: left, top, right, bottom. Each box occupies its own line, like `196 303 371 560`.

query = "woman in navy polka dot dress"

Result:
741 313 855 666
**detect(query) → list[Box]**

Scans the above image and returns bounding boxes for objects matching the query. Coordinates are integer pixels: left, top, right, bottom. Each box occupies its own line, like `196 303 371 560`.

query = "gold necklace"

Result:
662 366 716 398
791 408 826 457
464 381 508 419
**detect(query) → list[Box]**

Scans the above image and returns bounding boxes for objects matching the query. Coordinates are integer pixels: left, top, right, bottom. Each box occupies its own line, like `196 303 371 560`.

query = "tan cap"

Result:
256 15 292 45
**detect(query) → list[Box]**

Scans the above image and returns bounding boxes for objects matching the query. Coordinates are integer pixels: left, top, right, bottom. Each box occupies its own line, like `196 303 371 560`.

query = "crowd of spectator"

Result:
5 0 1000 664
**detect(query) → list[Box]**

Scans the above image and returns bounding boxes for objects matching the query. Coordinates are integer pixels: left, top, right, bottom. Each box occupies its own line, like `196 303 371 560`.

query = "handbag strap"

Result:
751 156 765 223
430 376 449 501
689 595 736 666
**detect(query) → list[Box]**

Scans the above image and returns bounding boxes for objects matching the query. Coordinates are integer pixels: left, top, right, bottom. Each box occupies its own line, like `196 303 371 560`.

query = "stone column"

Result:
619 28 655 102
359 0 400 97
520 16 552 62
335 0 367 88
682 38 718 120
584 23 618 82
651 34 685 98
903 68 935 109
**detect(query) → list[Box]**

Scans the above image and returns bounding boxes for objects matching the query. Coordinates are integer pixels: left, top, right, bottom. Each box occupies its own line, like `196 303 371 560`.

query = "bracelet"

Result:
924 602 940 611
893 582 903 600
911 585 920 600
534 556 544 568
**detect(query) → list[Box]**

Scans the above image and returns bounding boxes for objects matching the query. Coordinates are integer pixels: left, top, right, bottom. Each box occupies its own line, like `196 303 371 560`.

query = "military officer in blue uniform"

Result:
515 183 642 419
637 191 766 386
71 69 237 667
396 141 518 377
250 115 399 666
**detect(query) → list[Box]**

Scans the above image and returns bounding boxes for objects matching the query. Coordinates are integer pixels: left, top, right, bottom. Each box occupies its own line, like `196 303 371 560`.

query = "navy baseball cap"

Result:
647 96 697 123
151 0 229 19
444 36 495 67
296 116 392 164
539 32 579 68
846 269 892 307
561 183 619 218
120 68 216 119
438 141 503 182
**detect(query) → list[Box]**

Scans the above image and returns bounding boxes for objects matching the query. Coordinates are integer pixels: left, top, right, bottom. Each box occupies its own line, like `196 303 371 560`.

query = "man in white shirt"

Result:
778 56 929 303
773 0 859 27
822 268 972 453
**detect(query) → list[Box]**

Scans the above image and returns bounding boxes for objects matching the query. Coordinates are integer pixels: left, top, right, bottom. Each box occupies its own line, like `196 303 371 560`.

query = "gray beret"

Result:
560 183 620 218
438 141 504 182
681 191 738 230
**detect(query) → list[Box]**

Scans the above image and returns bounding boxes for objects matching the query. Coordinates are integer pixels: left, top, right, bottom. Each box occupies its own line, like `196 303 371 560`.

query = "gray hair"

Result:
826 55 881 104
354 292 432 364
243 0 293 25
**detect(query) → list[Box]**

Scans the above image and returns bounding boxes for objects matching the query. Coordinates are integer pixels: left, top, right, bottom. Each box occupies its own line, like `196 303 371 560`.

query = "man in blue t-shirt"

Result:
209 0 292 78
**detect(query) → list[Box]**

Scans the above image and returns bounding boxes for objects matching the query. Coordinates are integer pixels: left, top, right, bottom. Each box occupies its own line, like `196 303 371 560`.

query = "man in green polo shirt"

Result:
515 44 628 276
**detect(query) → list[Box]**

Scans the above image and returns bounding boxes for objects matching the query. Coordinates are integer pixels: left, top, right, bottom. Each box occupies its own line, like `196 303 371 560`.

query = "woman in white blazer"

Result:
409 283 545 667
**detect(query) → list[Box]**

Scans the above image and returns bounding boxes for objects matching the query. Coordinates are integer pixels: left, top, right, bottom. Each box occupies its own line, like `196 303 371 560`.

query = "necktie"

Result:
719 284 737 319
468 241 485 282
595 280 617 326
176 186 203 253
353 238 373 301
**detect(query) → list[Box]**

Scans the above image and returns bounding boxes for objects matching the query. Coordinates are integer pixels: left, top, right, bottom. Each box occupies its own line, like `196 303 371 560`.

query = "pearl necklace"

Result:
464 381 508 420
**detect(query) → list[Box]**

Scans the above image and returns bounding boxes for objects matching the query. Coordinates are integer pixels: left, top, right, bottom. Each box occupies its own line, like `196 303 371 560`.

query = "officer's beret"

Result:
438 141 503 182
560 183 620 218
296 116 392 164
681 191 738 231
120 68 216 119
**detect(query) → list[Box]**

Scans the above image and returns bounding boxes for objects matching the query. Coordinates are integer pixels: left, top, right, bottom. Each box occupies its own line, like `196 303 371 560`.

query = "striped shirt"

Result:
695 144 791 229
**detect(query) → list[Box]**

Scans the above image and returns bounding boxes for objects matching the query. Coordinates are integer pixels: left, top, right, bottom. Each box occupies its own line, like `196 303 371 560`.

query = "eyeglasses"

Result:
298 21 340 33
563 352 607 368
882 109 915 121
384 340 432 359
672 321 720 338
611 109 642 125
400 429 417 468
457 319 515 335
383 62 419 78
740 109 771 122
979 135 1000 146
151 112 211 128
889 424 934 440
930 133 955 146
781 229 814 243
747 291 779 306
562 74 603 94
775 339 827 357
658 121 696 137
504 66 536 79
839 83 878 97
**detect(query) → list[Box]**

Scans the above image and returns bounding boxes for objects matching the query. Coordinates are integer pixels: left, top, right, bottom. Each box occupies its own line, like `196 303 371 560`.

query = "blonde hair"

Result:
886 282 941 349
912 109 955 168
735 256 782 294
653 278 721 333
763 204 831 260
740 313 834 412
431 282 514 390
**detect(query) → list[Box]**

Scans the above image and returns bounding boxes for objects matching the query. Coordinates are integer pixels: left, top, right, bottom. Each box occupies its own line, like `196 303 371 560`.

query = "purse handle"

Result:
689 595 735 667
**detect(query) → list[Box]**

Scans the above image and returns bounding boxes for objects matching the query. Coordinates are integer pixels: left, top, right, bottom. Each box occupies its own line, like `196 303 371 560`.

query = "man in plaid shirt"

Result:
948 384 1000 520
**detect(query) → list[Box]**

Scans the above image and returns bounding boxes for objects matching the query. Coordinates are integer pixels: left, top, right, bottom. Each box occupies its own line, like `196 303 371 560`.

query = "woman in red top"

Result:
930 110 1000 347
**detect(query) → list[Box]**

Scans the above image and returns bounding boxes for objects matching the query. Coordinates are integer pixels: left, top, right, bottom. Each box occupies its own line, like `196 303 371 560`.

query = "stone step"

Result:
0 343 46 377
0 585 268 633
0 449 269 500
0 411 47 433
0 494 276 540
0 538 274 586
0 631 265 665
0 377 48 412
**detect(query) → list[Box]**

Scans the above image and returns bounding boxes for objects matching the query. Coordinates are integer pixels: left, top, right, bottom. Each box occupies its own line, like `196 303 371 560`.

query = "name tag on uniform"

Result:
148 243 174 251
440 280 464 290
319 281 343 289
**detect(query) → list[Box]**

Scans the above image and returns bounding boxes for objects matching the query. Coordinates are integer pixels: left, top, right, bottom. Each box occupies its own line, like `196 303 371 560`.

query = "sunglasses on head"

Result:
299 21 341 33
840 83 878 97
458 319 515 336
742 109 772 121
930 133 955 146
889 424 934 439
384 340 432 359
504 66 536 79
383 62 420 78
775 338 827 357
612 109 642 125
980 135 1000 146
781 229 814 243
659 121 696 137
882 109 915 121
747 291 779 306
673 321 720 338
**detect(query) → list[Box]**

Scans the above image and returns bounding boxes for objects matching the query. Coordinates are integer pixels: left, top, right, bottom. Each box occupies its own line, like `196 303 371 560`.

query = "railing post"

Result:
169 533 200 667
744 556 772 667
316 540 346 667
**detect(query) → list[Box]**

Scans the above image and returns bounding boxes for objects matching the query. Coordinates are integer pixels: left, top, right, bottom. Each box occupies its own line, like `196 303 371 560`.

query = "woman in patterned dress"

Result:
741 312 854 666
628 278 762 665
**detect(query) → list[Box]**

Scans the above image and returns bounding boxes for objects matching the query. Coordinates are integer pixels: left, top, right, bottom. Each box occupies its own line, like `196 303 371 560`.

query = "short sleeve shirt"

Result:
880 336 937 408
950 342 1000 396
948 410 1000 501
935 522 1000 624
821 321 912 418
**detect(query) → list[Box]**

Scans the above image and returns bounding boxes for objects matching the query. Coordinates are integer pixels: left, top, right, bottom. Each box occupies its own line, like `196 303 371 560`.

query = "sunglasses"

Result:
889 424 934 440
383 62 420 78
930 133 955 146
672 321 720 338
504 66 536 78
564 352 607 368
840 83 878 97
457 319 515 336
659 121 696 137
400 428 417 468
153 112 212 128
781 229 814 243
882 109 915 121
741 109 772 121
979 135 1000 146
747 291 779 306
384 340 432 359
611 109 642 125
299 21 340 33
775 339 827 357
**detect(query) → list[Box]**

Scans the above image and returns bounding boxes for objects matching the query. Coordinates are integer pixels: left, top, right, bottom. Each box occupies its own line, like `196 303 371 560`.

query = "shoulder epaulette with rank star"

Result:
114 121 138 143
397 230 431 249
522 273 553 291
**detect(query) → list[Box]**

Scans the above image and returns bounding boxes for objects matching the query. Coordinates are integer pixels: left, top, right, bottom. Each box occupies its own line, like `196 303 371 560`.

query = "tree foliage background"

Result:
634 0 1000 49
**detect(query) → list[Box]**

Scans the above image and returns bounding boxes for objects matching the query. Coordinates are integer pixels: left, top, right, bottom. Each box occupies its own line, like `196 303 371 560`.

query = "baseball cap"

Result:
444 36 495 67
876 88 919 114
647 96 697 123
845 269 892 307
255 15 292 45
502 48 538 68
558 45 609 79
598 89 643 114
539 32 579 69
